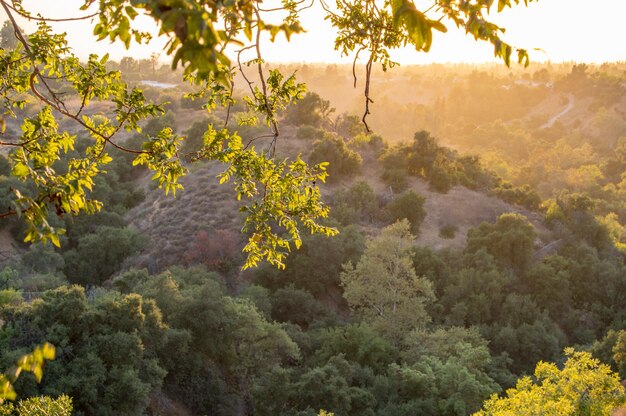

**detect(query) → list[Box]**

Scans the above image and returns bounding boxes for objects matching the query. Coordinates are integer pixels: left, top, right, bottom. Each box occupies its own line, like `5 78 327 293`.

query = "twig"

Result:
0 209 17 218
3 2 98 22
362 53 374 132
352 47 364 88
0 1 146 155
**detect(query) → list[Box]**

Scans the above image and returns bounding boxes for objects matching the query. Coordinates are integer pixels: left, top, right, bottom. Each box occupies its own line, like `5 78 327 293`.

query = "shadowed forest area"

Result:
1 57 625 415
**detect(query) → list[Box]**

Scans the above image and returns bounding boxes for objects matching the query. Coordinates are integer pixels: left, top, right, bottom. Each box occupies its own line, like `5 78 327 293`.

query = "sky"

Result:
3 0 626 65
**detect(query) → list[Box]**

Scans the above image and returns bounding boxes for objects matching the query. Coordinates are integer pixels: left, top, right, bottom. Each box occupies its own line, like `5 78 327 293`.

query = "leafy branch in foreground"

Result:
0 1 335 268
0 18 170 246
0 343 55 402
194 125 337 270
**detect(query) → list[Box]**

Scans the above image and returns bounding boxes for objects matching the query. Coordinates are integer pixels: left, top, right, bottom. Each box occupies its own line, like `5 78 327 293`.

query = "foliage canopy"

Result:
474 348 626 416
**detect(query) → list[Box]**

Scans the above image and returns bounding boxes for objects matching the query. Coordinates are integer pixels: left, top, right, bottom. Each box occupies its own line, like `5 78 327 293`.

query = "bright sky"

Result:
3 0 626 65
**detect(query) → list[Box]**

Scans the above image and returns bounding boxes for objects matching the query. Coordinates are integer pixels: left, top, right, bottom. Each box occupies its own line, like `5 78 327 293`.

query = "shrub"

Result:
385 190 427 234
183 229 242 276
331 181 380 224
428 165 455 193
0 289 22 307
0 395 73 416
296 125 325 141
63 226 147 286
0 154 10 177
270 286 330 328
465 213 536 273
284 92 331 127
381 167 409 193
308 134 362 182
334 113 366 138
439 224 458 239
143 111 177 136
494 182 542 210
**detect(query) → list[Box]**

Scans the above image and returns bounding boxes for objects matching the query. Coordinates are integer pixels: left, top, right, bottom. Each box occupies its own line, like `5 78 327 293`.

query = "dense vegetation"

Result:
1 60 625 415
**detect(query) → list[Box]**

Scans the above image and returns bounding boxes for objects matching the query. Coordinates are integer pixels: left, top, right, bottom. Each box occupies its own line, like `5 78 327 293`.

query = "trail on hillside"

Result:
541 94 575 128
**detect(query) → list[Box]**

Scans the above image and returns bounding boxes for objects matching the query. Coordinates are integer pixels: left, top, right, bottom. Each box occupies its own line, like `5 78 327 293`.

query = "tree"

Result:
313 324 396 373
331 181 380 224
592 330 626 380
118 266 300 415
474 349 626 416
0 395 72 416
381 358 498 416
0 155 10 177
0 20 18 49
284 92 334 128
0 286 169 415
254 223 366 296
465 213 536 273
308 134 362 182
62 226 146 286
0 15 334 271
341 220 435 344
0 0 536 268
253 355 375 416
385 190 427 235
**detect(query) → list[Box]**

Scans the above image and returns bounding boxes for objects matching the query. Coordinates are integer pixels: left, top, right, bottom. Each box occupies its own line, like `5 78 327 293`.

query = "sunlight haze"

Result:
4 0 626 65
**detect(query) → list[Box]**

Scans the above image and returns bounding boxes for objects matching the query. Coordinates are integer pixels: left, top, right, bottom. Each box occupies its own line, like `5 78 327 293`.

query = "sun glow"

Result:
3 0 625 65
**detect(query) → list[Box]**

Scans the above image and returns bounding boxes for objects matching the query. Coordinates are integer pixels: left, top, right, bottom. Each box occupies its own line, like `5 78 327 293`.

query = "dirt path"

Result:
541 94 575 128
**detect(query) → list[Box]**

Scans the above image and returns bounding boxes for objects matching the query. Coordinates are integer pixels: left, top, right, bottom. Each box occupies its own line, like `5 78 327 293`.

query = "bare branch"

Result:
3 1 98 22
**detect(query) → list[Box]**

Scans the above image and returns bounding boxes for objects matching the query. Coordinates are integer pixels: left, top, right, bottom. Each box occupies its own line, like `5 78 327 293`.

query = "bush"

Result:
493 182 542 210
0 395 73 416
465 213 536 273
439 224 458 239
159 94 178 110
381 168 409 193
180 93 207 110
428 165 455 193
0 289 22 307
331 181 380 224
0 154 10 177
334 113 366 138
284 92 331 127
270 286 330 328
254 224 365 297
183 229 242 276
296 125 325 141
0 286 167 415
386 190 427 234
20 243 64 275
308 134 362 182
20 273 68 292
143 111 177 136
63 226 147 286
351 133 385 154
0 267 20 290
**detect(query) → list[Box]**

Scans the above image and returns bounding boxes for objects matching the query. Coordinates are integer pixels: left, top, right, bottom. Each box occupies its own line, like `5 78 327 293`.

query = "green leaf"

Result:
49 233 61 248
12 163 29 178
430 20 447 33
125 6 138 19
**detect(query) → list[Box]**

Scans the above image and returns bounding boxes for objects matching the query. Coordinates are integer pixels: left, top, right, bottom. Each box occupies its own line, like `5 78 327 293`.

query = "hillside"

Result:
123 119 553 277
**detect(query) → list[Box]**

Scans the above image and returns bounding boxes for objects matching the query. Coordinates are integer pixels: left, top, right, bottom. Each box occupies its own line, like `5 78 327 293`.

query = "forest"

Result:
0 0 626 415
